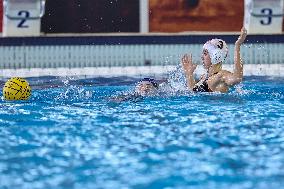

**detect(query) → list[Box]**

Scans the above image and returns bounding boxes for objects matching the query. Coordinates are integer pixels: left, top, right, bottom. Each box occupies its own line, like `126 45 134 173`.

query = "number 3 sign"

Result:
244 0 284 34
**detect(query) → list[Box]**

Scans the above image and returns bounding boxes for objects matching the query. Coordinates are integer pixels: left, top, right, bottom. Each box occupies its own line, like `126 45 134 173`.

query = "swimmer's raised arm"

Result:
223 27 247 86
234 27 247 80
181 54 198 90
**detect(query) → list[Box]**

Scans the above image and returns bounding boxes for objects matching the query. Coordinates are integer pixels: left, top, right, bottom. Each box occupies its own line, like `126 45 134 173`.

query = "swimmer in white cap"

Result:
182 27 247 93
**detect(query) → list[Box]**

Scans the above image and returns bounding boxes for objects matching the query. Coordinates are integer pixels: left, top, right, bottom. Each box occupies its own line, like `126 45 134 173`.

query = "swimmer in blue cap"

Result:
109 77 159 102
135 78 159 96
181 27 247 93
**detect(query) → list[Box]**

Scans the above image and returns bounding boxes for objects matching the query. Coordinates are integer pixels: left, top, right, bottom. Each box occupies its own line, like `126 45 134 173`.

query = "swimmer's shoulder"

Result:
217 70 234 80
109 92 142 103
219 69 233 75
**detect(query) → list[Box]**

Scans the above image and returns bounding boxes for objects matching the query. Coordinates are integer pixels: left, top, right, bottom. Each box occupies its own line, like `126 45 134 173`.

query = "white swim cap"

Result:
203 39 228 64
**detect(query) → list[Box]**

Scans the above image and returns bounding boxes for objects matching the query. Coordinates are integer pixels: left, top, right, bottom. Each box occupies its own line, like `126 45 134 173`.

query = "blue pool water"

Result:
0 76 283 189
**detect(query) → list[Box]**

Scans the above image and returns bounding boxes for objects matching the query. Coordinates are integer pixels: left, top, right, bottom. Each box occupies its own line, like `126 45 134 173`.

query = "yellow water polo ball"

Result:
3 77 32 100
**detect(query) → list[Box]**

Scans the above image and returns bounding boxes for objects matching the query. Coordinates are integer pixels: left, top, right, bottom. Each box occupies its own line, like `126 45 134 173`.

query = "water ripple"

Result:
0 76 283 189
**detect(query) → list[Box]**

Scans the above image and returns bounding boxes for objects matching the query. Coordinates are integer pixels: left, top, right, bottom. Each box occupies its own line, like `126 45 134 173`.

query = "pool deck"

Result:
1 64 283 78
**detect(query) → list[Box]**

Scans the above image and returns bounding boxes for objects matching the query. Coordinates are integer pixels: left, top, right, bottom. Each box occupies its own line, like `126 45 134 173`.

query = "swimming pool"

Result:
0 75 283 189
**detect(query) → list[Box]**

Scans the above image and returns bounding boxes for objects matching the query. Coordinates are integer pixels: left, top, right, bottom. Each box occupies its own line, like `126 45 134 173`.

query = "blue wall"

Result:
1 34 284 46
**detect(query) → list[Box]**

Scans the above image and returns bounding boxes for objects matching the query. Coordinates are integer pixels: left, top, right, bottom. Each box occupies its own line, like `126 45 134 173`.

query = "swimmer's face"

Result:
135 81 158 95
201 49 212 69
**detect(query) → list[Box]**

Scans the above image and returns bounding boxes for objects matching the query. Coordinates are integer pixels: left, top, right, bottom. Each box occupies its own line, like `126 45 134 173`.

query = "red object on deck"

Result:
0 0 3 33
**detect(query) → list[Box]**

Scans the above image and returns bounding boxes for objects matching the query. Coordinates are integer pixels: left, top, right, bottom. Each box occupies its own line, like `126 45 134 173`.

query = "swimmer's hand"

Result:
181 54 197 74
181 54 198 90
236 27 247 46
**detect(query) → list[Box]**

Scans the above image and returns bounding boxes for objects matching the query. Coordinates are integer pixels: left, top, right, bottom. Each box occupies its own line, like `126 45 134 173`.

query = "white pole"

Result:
139 0 149 33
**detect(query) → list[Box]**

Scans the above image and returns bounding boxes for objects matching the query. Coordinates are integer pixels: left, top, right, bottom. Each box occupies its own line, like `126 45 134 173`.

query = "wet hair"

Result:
140 78 159 89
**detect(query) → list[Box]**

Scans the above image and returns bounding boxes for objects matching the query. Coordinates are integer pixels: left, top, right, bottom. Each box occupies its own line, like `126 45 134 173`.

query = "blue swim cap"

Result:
140 78 159 89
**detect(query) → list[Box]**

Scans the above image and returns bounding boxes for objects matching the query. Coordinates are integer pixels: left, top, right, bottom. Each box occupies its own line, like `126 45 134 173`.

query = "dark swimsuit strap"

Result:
205 71 220 91
193 71 219 92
